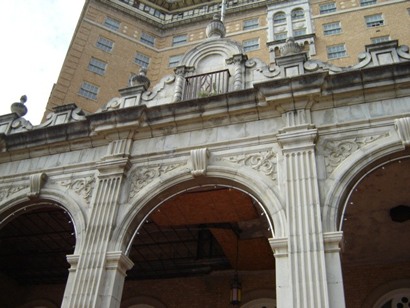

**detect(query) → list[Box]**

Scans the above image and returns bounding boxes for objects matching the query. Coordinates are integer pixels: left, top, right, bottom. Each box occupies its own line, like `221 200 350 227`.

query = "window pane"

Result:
323 22 341 35
360 0 377 6
243 38 259 52
371 36 390 44
365 14 384 27
96 37 114 52
104 17 120 31
79 82 99 100
274 32 287 40
320 2 336 14
291 9 304 20
135 53 150 68
273 12 286 24
243 18 259 30
327 44 346 59
88 58 107 75
169 55 183 67
141 33 155 46
293 28 306 37
172 35 187 46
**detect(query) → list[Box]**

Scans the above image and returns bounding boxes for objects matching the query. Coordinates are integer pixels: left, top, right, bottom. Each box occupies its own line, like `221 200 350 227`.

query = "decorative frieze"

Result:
323 133 389 174
0 185 25 201
220 150 277 183
129 163 183 200
59 176 96 204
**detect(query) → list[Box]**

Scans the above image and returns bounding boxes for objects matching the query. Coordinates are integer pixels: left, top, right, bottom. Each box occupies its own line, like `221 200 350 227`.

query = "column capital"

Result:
277 127 318 151
323 231 344 253
106 251 134 276
269 237 288 258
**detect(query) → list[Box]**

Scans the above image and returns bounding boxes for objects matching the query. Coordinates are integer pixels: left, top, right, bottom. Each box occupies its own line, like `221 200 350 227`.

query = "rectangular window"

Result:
96 37 114 52
135 53 150 68
169 55 183 68
243 38 259 52
243 18 259 30
274 32 287 40
365 14 384 27
79 82 99 100
141 32 155 46
319 2 336 14
360 0 377 6
327 44 347 59
104 17 120 31
371 36 390 44
293 28 306 37
323 21 342 35
172 34 187 46
88 58 107 75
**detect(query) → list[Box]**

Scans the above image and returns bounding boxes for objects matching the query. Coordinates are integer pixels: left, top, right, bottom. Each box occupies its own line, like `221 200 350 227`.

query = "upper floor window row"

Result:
319 2 336 14
104 17 120 31
141 32 155 47
274 8 305 24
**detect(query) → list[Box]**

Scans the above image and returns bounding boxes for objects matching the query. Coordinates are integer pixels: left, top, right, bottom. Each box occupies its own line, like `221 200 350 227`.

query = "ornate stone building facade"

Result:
1 1 410 308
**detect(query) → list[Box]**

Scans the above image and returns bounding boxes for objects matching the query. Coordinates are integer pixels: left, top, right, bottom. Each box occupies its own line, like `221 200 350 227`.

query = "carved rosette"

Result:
220 150 277 183
323 133 389 174
129 163 183 200
59 176 96 204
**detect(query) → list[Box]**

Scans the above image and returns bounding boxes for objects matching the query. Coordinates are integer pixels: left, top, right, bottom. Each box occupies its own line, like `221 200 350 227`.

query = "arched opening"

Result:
121 183 276 307
339 154 410 307
0 201 76 307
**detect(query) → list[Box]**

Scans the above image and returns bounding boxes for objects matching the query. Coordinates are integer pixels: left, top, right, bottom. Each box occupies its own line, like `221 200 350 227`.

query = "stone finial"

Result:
206 14 226 38
11 95 28 117
129 68 151 90
280 37 303 56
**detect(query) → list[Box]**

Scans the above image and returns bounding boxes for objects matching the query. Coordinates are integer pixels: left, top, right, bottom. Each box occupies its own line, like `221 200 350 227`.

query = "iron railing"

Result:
183 69 230 100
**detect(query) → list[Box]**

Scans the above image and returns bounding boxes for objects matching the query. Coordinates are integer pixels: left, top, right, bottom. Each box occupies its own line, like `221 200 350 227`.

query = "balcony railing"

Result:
183 69 230 100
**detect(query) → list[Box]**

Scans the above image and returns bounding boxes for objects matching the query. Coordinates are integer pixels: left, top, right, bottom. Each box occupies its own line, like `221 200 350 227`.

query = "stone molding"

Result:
395 117 410 147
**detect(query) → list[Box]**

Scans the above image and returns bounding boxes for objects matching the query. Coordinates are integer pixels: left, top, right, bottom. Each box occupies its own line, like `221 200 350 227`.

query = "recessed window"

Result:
141 32 155 46
360 0 377 6
323 21 342 35
79 82 99 100
169 55 183 68
319 2 336 14
243 18 259 30
96 37 114 53
273 12 286 24
293 28 306 37
291 8 304 20
104 17 120 31
327 44 347 59
274 32 287 40
135 53 150 68
365 14 384 27
88 58 107 75
371 35 390 44
243 38 259 52
172 34 187 46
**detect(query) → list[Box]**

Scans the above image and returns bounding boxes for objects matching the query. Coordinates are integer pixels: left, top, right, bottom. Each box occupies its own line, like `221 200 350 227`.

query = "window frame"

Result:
327 44 347 59
243 38 260 52
360 0 377 6
323 21 342 35
319 2 336 14
168 55 183 68
371 35 390 44
273 12 286 24
88 58 107 75
172 34 187 46
365 13 384 28
291 8 304 20
135 52 150 68
96 36 114 53
103 16 120 31
243 18 259 30
140 32 155 47
78 82 99 100
293 28 306 37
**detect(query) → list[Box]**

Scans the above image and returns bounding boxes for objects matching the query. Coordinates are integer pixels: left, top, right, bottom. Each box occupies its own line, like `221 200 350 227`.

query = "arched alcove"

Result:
0 199 78 307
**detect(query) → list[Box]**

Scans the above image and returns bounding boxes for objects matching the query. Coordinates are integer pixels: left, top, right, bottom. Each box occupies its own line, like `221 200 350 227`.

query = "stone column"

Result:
62 139 132 308
324 231 346 308
173 65 189 102
277 124 330 308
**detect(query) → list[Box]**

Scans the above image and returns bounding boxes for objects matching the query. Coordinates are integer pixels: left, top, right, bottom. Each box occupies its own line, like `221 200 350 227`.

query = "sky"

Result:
0 1 85 125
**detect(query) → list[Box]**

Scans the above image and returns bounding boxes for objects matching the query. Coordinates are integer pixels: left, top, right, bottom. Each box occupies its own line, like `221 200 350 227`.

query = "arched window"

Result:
273 12 286 24
291 8 304 20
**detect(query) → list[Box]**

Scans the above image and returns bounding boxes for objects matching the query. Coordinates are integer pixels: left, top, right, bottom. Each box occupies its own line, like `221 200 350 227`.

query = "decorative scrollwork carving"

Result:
324 133 389 174
59 176 95 203
221 151 277 182
129 163 183 200
0 185 25 201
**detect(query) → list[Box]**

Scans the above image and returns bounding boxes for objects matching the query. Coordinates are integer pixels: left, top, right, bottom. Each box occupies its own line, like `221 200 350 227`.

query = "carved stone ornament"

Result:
0 185 25 201
395 117 410 147
28 173 48 199
324 133 389 174
59 176 96 203
191 148 209 177
129 163 183 200
220 150 277 182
